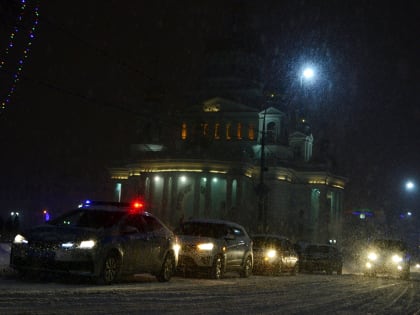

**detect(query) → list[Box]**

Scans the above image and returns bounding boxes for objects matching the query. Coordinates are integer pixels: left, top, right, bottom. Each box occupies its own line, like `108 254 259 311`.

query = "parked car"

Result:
176 218 253 279
362 239 410 280
10 200 179 284
299 243 343 275
252 234 299 276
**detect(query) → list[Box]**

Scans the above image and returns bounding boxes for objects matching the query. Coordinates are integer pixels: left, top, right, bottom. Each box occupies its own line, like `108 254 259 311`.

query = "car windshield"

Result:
179 222 226 238
48 210 125 229
372 240 407 251
306 245 330 254
253 237 280 248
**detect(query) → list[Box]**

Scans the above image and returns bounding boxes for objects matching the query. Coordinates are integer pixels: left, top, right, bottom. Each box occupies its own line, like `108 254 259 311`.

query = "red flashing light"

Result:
129 200 145 214
132 201 144 209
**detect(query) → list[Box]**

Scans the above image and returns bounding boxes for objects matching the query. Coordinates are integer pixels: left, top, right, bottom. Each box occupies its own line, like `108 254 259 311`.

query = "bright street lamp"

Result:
302 67 315 80
299 66 317 90
405 180 415 191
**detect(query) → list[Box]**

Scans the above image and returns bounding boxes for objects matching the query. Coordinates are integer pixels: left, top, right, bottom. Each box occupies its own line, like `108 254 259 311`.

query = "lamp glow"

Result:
303 67 314 79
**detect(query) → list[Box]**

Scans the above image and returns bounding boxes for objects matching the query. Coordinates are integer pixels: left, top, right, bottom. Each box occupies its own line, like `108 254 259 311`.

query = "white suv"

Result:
176 218 253 279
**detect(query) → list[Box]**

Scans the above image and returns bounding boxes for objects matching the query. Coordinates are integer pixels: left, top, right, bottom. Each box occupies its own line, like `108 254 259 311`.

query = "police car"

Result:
10 200 179 284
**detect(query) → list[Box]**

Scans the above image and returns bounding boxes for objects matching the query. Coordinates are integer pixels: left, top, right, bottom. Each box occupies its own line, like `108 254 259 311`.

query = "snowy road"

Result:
0 271 419 315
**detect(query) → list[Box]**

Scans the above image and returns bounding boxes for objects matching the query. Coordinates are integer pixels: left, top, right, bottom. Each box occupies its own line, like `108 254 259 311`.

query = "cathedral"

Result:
109 94 346 243
109 38 346 243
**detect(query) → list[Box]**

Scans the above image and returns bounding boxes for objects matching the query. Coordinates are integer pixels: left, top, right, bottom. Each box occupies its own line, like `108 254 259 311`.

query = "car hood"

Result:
253 246 277 253
369 247 410 258
23 225 104 243
177 235 220 245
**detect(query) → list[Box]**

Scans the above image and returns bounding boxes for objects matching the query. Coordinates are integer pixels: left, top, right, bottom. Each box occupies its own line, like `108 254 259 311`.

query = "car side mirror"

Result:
122 225 139 235
225 233 235 240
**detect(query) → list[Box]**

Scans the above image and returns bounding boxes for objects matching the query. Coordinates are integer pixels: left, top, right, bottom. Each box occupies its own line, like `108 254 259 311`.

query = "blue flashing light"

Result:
352 211 373 216
82 200 92 207
43 210 50 221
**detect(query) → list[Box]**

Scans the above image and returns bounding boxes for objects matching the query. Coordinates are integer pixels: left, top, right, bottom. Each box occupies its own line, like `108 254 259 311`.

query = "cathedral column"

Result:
170 176 179 227
318 187 330 243
226 177 233 220
193 174 201 218
161 175 169 223
204 177 212 218
147 175 155 209
236 178 243 209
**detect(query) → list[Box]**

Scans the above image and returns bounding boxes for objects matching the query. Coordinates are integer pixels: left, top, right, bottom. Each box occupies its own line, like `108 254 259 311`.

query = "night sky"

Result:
0 0 419 228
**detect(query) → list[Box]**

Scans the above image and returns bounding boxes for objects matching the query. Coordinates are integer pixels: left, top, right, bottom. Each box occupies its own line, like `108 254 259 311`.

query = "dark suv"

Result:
362 239 410 280
252 234 299 276
176 218 253 279
299 243 343 275
10 200 179 284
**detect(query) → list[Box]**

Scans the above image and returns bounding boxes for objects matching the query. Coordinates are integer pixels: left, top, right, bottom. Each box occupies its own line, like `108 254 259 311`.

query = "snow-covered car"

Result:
252 234 298 275
362 239 410 280
10 200 179 284
176 218 253 279
299 243 343 275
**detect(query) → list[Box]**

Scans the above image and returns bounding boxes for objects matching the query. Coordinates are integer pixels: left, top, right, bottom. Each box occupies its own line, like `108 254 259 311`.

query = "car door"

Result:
142 214 169 272
120 214 150 273
225 226 247 267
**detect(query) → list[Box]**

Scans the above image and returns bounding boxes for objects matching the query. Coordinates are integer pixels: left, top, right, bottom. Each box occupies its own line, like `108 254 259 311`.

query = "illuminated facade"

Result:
109 97 347 243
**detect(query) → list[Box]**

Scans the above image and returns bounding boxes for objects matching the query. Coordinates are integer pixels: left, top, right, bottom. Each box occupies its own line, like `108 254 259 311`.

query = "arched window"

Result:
248 124 255 140
266 122 276 144
214 123 220 139
181 123 187 140
202 123 209 136
226 123 232 140
237 123 242 139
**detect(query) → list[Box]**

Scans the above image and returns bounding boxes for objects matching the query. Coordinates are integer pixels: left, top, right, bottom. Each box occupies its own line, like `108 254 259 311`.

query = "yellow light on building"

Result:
181 123 187 140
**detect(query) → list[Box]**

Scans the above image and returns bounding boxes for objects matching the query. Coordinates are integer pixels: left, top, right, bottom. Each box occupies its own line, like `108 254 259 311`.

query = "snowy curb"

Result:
0 242 13 277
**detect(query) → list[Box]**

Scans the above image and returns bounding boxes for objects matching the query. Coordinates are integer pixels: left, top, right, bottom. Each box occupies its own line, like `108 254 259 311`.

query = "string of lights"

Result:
0 0 40 114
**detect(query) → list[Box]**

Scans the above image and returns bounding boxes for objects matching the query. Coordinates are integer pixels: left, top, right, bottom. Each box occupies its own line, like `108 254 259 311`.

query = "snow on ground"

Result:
1 242 420 314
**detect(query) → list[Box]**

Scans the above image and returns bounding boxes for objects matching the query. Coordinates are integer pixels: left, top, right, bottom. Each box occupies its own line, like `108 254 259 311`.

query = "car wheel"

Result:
98 253 121 285
15 268 29 279
275 262 283 276
156 253 175 282
291 264 298 276
400 270 410 280
240 255 252 278
210 255 224 279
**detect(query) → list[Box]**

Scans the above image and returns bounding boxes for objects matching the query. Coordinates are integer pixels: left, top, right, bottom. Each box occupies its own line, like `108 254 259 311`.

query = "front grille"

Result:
178 255 197 267
181 244 196 253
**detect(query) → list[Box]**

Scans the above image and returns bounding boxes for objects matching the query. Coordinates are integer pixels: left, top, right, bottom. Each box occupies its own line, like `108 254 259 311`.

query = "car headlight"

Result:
61 240 96 249
79 240 96 249
266 249 277 258
173 243 181 256
61 242 75 248
368 252 378 261
197 243 214 251
13 234 28 244
392 254 403 263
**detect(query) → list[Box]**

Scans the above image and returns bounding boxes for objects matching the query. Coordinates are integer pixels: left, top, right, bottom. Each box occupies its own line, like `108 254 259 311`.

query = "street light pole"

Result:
256 65 317 233
257 108 267 232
